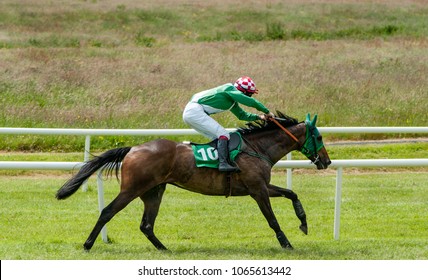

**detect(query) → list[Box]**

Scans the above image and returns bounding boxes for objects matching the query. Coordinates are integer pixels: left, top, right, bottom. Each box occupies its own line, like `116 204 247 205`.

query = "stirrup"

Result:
219 163 241 173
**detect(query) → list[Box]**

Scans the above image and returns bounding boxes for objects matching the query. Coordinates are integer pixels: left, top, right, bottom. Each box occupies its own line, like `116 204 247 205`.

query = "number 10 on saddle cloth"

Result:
190 132 242 168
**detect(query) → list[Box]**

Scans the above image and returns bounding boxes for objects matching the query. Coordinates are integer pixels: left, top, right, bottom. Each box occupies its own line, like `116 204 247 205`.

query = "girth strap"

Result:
225 173 232 198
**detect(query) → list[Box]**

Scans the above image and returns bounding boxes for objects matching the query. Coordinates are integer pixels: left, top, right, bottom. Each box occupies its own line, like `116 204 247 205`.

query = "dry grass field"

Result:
1 0 427 150
0 1 427 266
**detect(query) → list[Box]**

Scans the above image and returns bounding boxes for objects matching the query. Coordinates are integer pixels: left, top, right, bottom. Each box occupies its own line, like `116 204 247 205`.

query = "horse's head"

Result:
300 113 331 169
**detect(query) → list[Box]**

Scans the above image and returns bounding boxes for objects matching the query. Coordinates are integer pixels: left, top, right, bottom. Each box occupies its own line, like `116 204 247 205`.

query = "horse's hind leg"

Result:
83 190 138 251
140 184 167 250
267 184 308 235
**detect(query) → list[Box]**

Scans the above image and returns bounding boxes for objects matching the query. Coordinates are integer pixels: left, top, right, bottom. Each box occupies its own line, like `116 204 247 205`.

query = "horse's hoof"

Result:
83 243 92 252
299 224 308 235
157 246 169 251
283 244 294 250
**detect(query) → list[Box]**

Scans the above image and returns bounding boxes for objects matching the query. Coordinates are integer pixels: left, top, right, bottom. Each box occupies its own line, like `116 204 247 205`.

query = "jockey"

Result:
183 76 275 172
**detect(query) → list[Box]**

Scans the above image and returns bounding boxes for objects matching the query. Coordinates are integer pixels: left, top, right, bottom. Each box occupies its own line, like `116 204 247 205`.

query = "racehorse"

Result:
56 112 331 251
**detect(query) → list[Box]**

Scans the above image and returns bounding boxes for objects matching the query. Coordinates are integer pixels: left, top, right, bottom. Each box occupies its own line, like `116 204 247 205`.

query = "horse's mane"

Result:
238 111 299 135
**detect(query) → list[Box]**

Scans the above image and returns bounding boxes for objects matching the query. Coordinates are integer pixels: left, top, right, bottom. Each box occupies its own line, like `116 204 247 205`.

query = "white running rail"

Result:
1 127 427 242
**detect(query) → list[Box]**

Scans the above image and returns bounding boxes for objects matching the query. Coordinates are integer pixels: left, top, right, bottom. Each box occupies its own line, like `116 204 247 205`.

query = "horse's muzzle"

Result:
313 147 331 170
312 153 331 170
316 159 331 170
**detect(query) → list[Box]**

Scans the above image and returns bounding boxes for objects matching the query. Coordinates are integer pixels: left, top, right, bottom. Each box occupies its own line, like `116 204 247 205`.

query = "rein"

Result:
239 116 319 166
239 117 301 167
270 117 300 145
271 117 322 165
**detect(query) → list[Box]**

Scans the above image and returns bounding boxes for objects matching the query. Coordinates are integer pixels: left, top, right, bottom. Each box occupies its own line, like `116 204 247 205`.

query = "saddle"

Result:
189 132 243 168
204 132 242 151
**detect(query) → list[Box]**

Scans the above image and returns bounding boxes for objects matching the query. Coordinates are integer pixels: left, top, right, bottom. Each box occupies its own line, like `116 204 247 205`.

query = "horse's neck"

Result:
246 123 305 164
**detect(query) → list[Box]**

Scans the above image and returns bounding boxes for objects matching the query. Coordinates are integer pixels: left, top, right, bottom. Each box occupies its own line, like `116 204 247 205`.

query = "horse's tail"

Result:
56 147 132 200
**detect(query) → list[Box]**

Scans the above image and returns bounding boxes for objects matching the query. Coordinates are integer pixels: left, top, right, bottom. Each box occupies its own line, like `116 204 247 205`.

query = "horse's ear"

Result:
305 113 311 123
311 114 318 126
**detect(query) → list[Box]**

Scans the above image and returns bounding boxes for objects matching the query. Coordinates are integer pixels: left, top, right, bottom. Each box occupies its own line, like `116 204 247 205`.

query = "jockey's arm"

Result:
227 91 270 114
230 103 264 121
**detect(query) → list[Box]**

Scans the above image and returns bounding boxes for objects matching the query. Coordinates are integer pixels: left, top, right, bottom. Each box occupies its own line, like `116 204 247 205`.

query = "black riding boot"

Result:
218 138 240 172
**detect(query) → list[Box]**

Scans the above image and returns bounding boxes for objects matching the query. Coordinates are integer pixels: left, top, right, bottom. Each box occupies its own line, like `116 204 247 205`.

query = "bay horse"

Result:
56 112 331 251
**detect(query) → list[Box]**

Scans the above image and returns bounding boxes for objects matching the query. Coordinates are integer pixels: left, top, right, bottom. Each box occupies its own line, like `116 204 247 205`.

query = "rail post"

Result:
82 135 91 192
334 167 343 240
96 169 108 243
286 153 292 190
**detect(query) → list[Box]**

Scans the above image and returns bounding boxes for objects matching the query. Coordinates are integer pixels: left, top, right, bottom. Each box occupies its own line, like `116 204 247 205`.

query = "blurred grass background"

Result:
0 0 427 151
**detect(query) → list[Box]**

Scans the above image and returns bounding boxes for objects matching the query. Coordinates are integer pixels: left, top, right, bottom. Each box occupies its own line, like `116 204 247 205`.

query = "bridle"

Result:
270 117 321 165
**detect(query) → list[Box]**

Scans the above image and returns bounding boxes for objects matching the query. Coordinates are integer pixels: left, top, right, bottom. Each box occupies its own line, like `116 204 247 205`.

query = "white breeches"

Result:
182 102 230 140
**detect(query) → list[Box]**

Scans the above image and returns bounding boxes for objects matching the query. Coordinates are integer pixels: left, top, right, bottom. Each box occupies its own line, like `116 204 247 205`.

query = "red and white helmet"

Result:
234 76 257 94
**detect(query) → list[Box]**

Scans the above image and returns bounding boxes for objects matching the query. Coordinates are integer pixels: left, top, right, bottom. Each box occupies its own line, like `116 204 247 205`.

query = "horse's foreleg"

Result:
83 191 137 251
140 184 168 250
268 184 308 235
251 188 293 249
